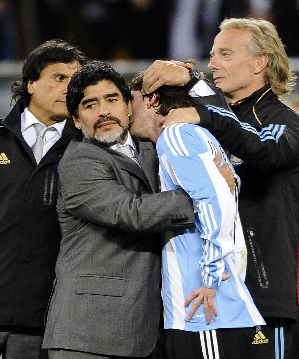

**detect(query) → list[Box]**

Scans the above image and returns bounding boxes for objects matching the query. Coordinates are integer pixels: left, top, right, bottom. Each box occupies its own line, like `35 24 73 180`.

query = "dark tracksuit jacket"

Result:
193 85 299 320
0 99 71 328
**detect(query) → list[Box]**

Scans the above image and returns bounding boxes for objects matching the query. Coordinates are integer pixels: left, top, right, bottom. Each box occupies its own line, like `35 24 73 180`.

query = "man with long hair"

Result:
142 18 299 358
0 39 86 358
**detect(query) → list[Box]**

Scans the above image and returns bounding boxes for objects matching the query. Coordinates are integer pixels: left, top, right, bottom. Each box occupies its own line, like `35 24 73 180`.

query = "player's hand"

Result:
162 107 200 128
185 285 217 324
213 152 236 193
184 273 230 323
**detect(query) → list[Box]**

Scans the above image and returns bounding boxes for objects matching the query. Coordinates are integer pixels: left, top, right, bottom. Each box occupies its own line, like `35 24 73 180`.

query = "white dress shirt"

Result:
21 108 66 158
189 79 216 97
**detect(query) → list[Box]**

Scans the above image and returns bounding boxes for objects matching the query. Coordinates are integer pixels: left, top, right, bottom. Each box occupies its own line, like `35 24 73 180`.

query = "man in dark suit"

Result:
0 39 86 359
42 61 196 359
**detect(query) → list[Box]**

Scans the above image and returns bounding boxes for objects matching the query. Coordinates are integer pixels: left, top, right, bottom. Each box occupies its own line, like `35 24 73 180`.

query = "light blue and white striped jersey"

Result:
156 123 265 332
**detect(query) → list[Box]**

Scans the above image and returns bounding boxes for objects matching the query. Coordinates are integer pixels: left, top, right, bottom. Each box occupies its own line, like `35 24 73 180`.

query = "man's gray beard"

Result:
82 125 128 146
94 127 128 146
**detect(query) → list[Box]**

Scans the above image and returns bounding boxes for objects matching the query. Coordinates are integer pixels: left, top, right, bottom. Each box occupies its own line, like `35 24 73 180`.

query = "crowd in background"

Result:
1 0 299 61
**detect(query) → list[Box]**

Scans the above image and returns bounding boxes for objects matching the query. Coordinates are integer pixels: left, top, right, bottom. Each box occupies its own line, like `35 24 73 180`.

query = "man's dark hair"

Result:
11 39 87 106
130 71 193 116
66 60 133 118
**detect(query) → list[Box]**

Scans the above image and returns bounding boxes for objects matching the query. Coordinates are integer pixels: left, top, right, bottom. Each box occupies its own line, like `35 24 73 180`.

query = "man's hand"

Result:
163 107 200 128
185 285 217 324
142 60 191 94
213 152 236 193
184 273 230 324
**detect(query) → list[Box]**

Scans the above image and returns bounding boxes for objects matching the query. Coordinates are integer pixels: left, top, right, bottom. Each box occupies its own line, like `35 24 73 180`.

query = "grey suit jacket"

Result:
43 136 195 357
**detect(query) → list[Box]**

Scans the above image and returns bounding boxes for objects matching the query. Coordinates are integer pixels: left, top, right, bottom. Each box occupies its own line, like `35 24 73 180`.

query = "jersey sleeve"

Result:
192 99 299 172
157 123 236 289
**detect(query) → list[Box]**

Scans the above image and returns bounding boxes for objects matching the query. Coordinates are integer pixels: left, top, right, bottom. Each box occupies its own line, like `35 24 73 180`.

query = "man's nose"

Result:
98 102 109 116
62 80 70 95
208 57 217 71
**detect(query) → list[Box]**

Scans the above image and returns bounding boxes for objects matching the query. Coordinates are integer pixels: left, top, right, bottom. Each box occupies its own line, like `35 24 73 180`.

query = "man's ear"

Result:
27 80 35 95
127 101 132 117
73 116 81 129
147 93 158 109
254 53 268 74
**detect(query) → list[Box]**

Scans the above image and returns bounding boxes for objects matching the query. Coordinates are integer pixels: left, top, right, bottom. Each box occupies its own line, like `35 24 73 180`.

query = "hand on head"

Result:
162 107 200 128
142 60 191 94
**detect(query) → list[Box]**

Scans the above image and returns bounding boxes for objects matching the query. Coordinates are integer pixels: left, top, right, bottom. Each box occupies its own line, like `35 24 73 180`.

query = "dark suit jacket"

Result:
43 136 195 357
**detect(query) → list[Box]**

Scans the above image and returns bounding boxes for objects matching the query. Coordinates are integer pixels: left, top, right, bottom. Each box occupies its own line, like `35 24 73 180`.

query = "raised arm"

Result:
194 101 299 172
163 104 299 172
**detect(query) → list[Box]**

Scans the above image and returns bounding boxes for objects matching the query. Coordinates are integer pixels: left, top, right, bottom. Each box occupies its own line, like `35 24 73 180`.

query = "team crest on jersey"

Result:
0 152 10 164
252 330 269 344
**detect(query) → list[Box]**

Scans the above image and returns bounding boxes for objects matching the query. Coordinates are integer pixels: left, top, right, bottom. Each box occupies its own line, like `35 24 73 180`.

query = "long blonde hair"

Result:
220 18 297 99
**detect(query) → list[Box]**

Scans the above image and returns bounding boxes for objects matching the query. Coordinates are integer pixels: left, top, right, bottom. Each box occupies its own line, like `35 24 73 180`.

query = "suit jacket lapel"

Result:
115 149 152 191
83 137 153 192
133 137 159 193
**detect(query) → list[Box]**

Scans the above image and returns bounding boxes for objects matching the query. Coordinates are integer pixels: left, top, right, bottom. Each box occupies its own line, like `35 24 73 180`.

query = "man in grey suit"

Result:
42 61 196 359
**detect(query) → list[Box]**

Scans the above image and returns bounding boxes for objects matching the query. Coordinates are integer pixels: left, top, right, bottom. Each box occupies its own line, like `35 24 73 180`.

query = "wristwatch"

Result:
182 68 201 92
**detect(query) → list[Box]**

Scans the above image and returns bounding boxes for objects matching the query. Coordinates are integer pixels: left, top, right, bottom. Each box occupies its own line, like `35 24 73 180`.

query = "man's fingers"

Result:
205 298 218 325
203 296 218 325
142 61 162 93
142 77 162 94
185 288 202 320
204 299 211 324
213 151 222 166
210 298 218 318
142 72 161 94
226 174 237 193
142 60 190 94
222 272 231 281
187 295 203 320
172 60 194 69
172 60 189 67
185 286 219 323
188 300 200 320
215 160 236 193
184 289 201 307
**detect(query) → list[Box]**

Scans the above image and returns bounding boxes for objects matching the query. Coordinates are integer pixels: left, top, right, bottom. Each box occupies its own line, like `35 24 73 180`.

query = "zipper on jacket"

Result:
252 88 271 125
246 228 269 289
43 168 55 206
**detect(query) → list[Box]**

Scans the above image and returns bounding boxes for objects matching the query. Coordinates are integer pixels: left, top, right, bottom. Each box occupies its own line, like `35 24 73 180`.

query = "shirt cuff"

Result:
189 80 216 97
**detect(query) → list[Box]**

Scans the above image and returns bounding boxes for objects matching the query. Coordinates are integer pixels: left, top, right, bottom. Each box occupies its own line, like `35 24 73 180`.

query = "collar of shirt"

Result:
189 79 216 97
230 97 249 106
110 132 136 154
21 107 66 148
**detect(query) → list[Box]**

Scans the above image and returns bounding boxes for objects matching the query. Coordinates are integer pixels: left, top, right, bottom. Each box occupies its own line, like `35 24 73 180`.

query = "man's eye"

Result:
108 98 117 102
86 103 95 109
55 75 65 81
